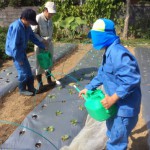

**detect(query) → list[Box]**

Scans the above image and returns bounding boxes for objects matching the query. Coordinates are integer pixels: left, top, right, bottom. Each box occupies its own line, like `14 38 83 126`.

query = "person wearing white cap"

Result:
31 1 56 92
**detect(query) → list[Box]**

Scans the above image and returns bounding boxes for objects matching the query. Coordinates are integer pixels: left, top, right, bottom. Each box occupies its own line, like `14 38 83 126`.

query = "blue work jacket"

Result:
86 39 141 117
5 19 45 62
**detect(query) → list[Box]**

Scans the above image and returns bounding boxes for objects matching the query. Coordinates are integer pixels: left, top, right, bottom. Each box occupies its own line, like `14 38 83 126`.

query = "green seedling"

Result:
68 89 76 95
43 126 55 132
70 119 78 126
48 94 56 99
78 105 84 111
58 86 63 90
61 134 69 141
56 110 63 116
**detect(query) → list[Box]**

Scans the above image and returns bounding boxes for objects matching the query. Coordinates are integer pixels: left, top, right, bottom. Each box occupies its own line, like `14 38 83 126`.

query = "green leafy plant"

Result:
43 126 55 132
0 27 9 60
55 110 63 116
68 89 76 95
52 13 87 41
58 85 63 90
70 119 78 126
61 134 69 141
48 94 56 99
78 105 84 111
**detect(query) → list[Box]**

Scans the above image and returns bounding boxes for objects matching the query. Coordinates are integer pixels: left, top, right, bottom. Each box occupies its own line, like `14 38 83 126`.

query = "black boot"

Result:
36 74 43 93
27 78 37 95
45 71 56 87
19 82 33 96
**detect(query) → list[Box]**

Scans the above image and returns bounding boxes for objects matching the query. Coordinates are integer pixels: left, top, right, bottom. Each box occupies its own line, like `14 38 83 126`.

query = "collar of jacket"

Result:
105 38 120 57
42 12 49 22
18 18 26 29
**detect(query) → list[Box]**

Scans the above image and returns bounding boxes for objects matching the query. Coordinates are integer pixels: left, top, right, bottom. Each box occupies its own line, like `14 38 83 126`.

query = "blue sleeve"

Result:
112 49 141 99
85 66 103 90
29 27 45 49
5 26 24 62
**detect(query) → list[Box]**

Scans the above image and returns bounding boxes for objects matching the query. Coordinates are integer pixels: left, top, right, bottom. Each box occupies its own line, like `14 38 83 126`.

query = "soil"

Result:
0 44 149 149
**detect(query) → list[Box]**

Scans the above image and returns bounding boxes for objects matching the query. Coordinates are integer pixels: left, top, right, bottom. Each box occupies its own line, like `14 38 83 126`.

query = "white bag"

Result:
60 115 107 150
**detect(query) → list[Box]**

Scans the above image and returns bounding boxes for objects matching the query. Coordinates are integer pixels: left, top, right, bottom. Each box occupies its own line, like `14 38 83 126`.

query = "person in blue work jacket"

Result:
5 9 45 96
79 18 141 150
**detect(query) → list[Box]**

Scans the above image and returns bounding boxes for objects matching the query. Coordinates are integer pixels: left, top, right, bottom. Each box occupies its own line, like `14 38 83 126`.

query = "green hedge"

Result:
0 27 8 60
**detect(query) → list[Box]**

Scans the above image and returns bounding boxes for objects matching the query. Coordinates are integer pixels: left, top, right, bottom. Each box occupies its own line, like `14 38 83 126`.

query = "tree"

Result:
122 0 131 39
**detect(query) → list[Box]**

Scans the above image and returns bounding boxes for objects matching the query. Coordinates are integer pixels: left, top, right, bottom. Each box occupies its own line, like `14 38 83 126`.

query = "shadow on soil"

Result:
129 122 149 150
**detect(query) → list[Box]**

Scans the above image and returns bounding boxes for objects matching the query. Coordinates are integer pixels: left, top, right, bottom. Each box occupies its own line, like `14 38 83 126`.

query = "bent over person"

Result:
79 18 141 150
5 9 45 96
31 1 56 92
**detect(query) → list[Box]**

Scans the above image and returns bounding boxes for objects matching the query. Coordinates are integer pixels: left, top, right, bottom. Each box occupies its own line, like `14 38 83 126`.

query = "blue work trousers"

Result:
13 56 33 83
106 115 138 150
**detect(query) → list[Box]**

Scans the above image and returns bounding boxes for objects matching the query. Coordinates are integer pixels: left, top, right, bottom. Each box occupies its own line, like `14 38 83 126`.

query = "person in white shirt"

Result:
31 1 56 92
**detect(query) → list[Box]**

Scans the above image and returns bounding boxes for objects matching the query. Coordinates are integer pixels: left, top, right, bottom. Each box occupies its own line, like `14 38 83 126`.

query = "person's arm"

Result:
5 26 24 63
31 15 49 47
31 25 43 42
101 93 119 109
29 27 45 49
101 46 141 109
85 66 103 90
112 47 141 99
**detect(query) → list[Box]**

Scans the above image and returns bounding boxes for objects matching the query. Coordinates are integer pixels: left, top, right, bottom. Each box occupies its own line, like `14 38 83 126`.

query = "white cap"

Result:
45 1 56 13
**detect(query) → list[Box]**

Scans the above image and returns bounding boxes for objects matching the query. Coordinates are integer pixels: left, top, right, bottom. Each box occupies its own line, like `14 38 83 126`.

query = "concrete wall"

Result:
0 6 39 27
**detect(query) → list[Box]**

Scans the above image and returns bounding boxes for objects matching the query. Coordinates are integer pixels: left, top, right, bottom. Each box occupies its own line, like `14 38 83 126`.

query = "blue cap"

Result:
88 18 116 39
87 18 118 50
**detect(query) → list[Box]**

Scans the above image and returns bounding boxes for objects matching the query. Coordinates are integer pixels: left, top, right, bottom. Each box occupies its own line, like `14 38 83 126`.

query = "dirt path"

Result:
0 44 149 149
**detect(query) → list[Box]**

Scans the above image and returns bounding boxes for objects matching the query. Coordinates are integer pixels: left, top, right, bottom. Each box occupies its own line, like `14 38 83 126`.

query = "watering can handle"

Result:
73 85 87 101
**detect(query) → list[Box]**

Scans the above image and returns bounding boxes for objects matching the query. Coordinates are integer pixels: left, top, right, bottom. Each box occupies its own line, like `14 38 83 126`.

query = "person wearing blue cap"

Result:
79 18 141 149
5 9 45 96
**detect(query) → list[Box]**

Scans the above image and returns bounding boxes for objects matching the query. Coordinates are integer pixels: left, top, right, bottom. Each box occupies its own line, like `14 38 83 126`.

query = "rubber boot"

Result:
45 71 56 87
36 74 43 93
27 78 37 95
19 82 33 96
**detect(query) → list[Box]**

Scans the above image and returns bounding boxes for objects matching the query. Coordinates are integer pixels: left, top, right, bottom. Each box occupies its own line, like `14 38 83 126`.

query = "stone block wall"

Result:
0 6 39 27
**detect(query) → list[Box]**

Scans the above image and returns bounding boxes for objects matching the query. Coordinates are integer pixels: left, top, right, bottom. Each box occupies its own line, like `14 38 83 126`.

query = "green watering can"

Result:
73 85 117 121
37 51 61 85
37 51 53 70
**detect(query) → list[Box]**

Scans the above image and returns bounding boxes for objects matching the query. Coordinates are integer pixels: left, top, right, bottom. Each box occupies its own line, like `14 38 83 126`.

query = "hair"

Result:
43 7 48 12
20 9 36 20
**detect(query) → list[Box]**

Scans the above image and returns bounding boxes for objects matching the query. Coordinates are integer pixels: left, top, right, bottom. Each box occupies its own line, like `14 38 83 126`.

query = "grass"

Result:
55 37 150 48
121 38 150 47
